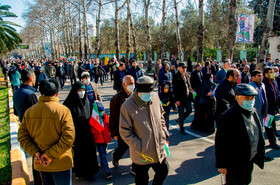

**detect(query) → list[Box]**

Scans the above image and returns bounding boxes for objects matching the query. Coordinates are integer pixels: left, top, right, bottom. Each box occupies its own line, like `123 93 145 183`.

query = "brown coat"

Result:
109 88 130 137
90 82 102 102
18 96 75 172
119 92 169 165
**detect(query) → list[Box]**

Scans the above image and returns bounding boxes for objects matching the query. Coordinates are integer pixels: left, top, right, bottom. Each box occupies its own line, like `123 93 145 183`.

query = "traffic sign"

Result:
18 45 29 49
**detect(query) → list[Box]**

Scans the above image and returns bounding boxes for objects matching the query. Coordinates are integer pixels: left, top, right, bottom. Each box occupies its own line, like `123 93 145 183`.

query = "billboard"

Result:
44 43 52 56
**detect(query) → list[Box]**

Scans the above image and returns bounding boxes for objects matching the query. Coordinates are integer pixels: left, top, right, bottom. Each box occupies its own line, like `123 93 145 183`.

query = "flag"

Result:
141 68 146 73
264 114 274 128
60 55 67 60
104 57 109 65
89 102 104 132
113 56 119 67
165 141 171 157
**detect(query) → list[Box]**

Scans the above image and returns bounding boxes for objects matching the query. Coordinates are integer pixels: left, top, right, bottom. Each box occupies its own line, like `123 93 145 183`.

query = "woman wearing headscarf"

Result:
63 81 99 180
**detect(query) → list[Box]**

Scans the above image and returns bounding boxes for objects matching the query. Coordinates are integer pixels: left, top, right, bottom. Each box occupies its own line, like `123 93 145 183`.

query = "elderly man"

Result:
215 84 265 185
110 75 136 172
119 76 169 185
18 79 75 185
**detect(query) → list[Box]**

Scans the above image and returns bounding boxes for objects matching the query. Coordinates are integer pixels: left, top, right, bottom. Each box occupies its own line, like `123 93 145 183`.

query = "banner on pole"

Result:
236 14 255 43
44 43 52 56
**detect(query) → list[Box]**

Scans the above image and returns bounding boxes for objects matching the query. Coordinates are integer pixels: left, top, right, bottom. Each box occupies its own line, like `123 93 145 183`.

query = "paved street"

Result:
28 78 280 185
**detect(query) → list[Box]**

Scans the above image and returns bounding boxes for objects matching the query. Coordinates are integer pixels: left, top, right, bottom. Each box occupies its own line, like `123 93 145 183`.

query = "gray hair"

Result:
136 75 154 84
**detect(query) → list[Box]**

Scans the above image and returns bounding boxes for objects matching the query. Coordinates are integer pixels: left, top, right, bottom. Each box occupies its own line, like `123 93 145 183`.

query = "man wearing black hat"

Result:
215 84 265 185
173 62 193 135
18 79 75 185
119 76 170 185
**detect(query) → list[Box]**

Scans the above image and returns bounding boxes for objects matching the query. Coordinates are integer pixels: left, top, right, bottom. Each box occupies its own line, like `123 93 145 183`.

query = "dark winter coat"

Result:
215 102 265 170
215 79 235 120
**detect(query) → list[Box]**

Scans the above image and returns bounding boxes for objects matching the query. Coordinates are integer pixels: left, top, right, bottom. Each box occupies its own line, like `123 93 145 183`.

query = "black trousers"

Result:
178 97 192 129
226 162 253 185
163 106 171 130
113 138 129 162
70 77 76 86
134 158 169 185
94 75 103 85
265 117 277 145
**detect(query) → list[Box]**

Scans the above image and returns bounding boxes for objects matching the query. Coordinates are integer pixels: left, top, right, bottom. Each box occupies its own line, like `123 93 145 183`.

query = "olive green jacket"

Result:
18 96 75 172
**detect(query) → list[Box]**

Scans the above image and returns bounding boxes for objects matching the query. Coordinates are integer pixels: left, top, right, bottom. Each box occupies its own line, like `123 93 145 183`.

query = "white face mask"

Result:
84 79 90 84
126 85 135 93
275 72 279 77
78 91 85 99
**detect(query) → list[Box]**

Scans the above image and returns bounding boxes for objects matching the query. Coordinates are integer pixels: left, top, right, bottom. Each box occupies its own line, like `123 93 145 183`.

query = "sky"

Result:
1 0 26 32
1 0 198 33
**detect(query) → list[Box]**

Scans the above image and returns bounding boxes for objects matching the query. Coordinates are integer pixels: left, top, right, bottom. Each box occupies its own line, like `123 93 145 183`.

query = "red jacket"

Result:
90 113 111 144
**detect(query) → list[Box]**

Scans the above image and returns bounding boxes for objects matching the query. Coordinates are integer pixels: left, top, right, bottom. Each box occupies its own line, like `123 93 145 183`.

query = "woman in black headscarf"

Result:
63 81 99 180
191 73 216 133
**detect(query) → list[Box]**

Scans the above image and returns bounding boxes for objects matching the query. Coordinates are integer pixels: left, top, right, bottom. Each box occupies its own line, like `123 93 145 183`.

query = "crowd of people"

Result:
1 54 280 185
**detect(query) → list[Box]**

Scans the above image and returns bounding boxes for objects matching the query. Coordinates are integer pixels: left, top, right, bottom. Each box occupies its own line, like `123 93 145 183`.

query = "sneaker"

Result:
130 168 136 176
111 151 119 167
105 171 113 179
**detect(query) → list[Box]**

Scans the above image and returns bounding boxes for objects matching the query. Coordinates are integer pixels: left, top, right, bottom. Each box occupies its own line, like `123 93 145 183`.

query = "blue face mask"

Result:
241 100 255 111
140 93 152 102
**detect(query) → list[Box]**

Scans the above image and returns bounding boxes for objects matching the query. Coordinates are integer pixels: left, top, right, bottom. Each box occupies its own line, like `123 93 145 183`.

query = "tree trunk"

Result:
144 0 152 71
226 0 237 60
259 0 277 60
197 0 204 63
115 0 120 61
95 0 102 59
79 5 82 60
83 0 88 60
161 0 167 60
129 10 137 60
125 0 131 66
174 0 183 62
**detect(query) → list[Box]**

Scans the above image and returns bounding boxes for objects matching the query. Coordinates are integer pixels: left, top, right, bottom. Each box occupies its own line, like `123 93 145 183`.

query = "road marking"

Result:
170 125 215 144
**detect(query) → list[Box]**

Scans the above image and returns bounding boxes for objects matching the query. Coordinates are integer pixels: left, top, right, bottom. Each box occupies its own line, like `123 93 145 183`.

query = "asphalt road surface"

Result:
26 78 280 185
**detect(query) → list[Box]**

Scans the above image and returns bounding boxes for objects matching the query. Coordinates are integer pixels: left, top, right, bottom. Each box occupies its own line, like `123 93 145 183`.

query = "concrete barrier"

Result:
7 82 30 185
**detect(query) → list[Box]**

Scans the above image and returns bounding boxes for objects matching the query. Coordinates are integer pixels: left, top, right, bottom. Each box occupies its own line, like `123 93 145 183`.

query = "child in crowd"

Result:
89 101 112 179
159 84 175 134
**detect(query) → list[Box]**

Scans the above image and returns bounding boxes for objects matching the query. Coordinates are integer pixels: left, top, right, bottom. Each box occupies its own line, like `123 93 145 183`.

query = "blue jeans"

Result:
40 169 72 185
96 143 110 172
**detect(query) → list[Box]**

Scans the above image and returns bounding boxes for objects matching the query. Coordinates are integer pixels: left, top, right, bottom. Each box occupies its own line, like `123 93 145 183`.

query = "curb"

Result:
7 82 30 185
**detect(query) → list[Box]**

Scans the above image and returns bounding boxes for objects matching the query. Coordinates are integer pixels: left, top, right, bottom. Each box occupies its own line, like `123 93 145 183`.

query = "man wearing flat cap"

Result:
173 62 193 135
215 84 265 185
18 79 75 185
119 75 170 185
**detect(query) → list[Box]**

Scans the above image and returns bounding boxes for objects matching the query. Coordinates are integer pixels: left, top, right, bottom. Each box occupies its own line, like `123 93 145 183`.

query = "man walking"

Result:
113 62 126 92
110 75 135 172
215 69 240 120
173 62 193 135
13 68 42 184
18 79 75 185
216 60 231 84
215 84 265 185
45 62 56 79
262 67 280 149
119 76 169 185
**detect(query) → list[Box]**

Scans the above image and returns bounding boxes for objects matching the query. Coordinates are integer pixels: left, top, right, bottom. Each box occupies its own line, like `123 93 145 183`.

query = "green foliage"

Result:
0 87 11 185
0 5 22 55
